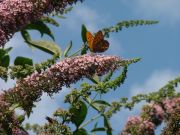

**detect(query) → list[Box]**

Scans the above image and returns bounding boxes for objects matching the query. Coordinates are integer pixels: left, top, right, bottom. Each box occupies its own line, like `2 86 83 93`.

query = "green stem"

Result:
87 93 99 109
69 47 83 57
78 114 102 129
84 97 101 112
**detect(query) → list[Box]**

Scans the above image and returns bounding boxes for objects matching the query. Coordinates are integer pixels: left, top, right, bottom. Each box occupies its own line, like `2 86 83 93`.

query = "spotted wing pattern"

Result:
86 30 109 53
93 31 109 53
86 31 94 51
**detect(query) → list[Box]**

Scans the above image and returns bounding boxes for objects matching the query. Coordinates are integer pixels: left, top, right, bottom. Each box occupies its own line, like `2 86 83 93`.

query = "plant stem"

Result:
78 114 102 129
69 47 83 57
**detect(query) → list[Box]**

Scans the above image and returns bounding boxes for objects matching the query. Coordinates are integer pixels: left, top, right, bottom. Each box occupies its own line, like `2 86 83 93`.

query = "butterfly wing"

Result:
93 31 109 53
93 40 109 53
92 31 104 46
86 31 94 51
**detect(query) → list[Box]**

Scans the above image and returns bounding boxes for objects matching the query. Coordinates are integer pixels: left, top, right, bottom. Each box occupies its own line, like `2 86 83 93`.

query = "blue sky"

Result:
0 0 180 134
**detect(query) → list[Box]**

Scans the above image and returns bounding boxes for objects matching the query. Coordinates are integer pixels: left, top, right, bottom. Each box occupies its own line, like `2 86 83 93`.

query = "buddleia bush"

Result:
0 0 179 135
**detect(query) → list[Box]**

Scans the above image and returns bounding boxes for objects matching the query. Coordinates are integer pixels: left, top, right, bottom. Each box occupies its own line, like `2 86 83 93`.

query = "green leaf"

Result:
27 40 62 55
0 55 10 67
93 100 111 107
23 21 55 40
70 101 87 128
103 71 113 82
4 47 13 53
64 41 72 57
9 103 20 111
17 115 25 124
92 122 98 135
91 127 106 132
73 128 88 135
0 49 6 59
93 74 100 83
103 116 112 135
81 24 87 43
41 16 60 27
81 45 88 55
21 30 31 42
14 56 33 66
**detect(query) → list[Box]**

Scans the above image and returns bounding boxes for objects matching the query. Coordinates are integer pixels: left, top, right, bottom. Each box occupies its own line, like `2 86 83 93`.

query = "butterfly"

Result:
86 31 109 53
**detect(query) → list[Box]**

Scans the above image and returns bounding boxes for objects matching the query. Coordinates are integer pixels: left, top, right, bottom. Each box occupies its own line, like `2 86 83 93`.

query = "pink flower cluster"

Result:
141 103 164 126
0 0 83 47
121 116 155 135
4 54 121 111
121 97 180 135
12 128 28 135
0 95 21 134
163 97 180 114
0 54 121 133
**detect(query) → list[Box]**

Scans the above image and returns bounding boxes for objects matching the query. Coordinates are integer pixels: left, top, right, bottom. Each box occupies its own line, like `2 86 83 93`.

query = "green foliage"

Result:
70 101 88 128
0 66 8 81
1 2 178 135
9 55 58 79
27 40 62 55
40 16 60 27
81 24 88 43
0 48 11 68
14 56 33 67
22 21 55 40
161 107 180 135
102 20 158 37
64 41 73 57
73 128 88 135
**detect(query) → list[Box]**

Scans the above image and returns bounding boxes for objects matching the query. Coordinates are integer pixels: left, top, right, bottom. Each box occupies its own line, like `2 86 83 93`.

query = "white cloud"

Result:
130 70 180 96
133 0 180 25
64 5 99 31
24 87 70 125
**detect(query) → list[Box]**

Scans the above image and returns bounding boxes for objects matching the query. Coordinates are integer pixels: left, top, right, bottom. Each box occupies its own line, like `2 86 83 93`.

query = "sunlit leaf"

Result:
64 41 72 57
27 40 62 55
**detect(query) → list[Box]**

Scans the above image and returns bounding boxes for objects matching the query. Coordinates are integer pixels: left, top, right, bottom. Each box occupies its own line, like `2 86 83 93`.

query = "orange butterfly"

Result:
86 31 109 53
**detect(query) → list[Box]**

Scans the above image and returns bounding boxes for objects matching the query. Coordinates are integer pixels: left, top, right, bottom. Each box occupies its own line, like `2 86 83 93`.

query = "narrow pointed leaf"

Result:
103 71 113 82
81 45 88 55
4 47 12 53
104 116 112 135
64 41 72 57
91 127 106 132
21 30 32 42
81 24 87 43
93 100 111 107
27 40 62 55
41 16 60 27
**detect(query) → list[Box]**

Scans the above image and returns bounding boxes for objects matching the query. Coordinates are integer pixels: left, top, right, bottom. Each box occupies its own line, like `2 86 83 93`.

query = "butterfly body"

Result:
86 31 109 53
